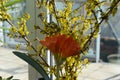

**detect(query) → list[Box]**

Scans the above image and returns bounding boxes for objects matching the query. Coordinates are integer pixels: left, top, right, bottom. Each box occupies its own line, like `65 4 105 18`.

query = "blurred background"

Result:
0 0 120 80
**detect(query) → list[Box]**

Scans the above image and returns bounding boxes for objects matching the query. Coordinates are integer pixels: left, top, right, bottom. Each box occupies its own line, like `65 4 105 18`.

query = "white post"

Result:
47 4 51 68
96 32 100 62
0 22 3 46
26 0 47 80
95 0 102 62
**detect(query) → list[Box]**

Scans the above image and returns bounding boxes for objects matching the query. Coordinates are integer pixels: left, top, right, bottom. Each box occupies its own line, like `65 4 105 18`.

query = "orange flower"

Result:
40 34 80 58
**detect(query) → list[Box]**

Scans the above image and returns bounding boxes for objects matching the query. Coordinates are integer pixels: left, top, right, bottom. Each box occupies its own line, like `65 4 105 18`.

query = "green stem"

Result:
56 64 60 80
55 55 60 80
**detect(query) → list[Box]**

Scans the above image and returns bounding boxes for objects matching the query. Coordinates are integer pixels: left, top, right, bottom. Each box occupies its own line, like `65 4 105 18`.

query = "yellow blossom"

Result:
10 26 17 33
16 44 21 50
24 13 30 20
83 58 89 64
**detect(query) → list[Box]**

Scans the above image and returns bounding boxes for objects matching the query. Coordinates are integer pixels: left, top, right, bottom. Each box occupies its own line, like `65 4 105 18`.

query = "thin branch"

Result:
6 19 49 67
6 19 14 26
82 0 120 51
91 10 98 23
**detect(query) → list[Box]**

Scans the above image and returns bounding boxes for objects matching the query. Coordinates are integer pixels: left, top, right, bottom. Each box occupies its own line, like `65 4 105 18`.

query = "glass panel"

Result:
100 6 120 63
3 1 26 49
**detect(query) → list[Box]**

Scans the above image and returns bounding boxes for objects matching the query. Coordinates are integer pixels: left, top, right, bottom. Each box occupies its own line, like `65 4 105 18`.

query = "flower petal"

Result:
60 36 80 57
40 34 80 58
40 36 57 53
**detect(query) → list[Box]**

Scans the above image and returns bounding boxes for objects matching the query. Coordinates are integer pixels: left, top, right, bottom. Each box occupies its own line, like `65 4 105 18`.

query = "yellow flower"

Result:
83 58 89 64
11 26 17 33
24 13 30 20
16 44 21 50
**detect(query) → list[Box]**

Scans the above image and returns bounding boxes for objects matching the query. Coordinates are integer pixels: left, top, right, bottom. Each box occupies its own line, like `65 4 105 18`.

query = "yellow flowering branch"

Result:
1 0 120 80
82 0 120 52
6 16 50 67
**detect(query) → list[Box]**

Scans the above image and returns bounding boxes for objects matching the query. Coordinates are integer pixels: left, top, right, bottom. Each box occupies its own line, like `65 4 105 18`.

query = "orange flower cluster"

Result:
40 34 80 58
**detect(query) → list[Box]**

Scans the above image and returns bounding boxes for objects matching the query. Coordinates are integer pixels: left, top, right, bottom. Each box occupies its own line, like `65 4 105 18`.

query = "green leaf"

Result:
0 0 23 8
0 76 2 80
5 0 23 7
13 51 50 80
6 76 13 80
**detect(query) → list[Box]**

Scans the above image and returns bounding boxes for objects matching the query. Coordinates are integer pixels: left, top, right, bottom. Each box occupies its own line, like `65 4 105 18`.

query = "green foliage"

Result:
13 51 50 80
0 76 13 80
1 0 120 80
0 76 1 80
0 0 23 8
4 0 23 7
6 76 13 80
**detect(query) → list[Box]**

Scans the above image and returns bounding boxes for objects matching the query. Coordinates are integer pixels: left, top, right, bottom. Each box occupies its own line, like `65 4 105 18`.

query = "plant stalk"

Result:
56 64 60 80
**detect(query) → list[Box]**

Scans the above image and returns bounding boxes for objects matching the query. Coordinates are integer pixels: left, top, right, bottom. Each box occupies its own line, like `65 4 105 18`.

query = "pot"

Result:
107 54 120 64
